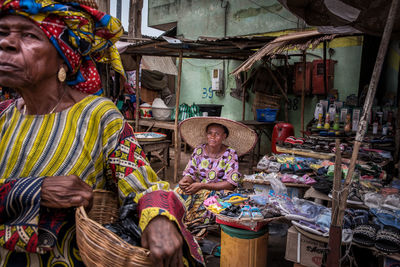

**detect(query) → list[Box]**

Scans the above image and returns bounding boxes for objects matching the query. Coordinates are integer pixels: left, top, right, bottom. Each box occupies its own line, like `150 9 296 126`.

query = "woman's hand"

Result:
178 176 193 191
184 182 204 195
41 175 93 209
141 216 184 267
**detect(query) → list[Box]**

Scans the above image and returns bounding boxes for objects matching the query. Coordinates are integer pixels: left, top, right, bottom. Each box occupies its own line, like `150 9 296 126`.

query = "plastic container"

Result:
256 108 278 122
152 107 173 120
220 225 268 267
271 122 294 154
197 104 223 117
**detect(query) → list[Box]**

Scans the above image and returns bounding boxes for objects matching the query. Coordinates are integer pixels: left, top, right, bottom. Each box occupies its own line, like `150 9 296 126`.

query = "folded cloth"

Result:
256 155 270 170
267 161 281 173
293 163 312 175
370 208 400 230
280 163 294 173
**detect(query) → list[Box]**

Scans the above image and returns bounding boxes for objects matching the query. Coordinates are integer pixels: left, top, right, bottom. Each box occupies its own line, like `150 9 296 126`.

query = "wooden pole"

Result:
301 51 306 136
323 40 328 95
335 0 399 250
135 55 141 131
265 66 289 103
174 52 183 183
326 139 342 267
242 78 246 121
395 61 400 164
284 56 289 122
128 0 143 39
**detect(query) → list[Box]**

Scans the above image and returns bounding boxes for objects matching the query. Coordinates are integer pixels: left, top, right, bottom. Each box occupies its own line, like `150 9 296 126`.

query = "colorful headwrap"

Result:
0 0 125 94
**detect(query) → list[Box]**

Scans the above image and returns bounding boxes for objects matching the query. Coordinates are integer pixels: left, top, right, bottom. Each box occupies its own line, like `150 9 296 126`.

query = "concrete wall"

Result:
148 0 301 36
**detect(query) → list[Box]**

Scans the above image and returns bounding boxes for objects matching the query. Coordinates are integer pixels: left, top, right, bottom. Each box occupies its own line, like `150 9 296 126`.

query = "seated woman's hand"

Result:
41 175 93 209
141 216 184 267
184 182 204 195
178 176 193 191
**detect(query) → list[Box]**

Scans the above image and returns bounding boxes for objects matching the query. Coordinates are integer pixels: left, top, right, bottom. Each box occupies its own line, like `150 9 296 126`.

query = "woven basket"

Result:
57 0 98 8
75 190 152 267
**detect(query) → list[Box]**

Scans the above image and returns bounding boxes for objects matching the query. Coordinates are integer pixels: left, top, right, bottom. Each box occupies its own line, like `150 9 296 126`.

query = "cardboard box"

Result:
285 226 326 267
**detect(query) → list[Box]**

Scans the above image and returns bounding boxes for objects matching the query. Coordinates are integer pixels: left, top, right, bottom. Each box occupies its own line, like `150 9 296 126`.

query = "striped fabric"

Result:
0 96 204 266
0 95 123 185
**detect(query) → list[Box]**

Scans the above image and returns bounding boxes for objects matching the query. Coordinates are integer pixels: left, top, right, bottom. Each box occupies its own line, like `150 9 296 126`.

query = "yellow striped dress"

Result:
0 96 206 266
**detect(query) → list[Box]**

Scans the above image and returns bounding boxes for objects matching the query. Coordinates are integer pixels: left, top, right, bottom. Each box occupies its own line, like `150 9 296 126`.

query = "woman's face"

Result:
0 15 62 89
206 125 227 148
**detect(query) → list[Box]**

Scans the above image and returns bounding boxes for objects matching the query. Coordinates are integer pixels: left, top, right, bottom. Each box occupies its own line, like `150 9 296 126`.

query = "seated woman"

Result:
176 117 257 237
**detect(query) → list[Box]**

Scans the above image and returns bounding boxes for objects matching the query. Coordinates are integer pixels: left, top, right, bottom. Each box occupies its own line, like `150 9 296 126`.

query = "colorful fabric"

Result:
0 98 204 266
182 144 240 186
138 190 204 265
175 187 214 224
0 0 125 94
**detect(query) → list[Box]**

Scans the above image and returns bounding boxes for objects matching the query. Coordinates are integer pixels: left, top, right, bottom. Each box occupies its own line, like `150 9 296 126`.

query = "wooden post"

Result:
334 0 399 253
323 41 328 95
395 61 400 164
284 56 289 122
97 0 110 13
128 0 143 39
301 51 306 136
135 55 141 131
174 52 183 183
242 78 246 121
326 139 342 267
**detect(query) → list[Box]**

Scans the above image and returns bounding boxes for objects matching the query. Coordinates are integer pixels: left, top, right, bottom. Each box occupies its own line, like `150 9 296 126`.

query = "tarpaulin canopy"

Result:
278 0 400 38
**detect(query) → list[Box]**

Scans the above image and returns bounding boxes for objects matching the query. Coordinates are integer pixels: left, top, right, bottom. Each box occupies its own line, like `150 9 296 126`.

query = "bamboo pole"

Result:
301 51 306 136
329 1 399 264
326 139 342 266
173 52 183 183
135 55 141 131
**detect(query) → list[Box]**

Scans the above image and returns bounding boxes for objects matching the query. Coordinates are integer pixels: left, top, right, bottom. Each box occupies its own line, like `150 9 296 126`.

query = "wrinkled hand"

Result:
41 175 93 209
184 182 204 195
141 216 184 267
178 176 193 191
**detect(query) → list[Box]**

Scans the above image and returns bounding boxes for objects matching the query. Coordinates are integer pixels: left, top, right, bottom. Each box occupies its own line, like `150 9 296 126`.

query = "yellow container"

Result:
220 225 268 267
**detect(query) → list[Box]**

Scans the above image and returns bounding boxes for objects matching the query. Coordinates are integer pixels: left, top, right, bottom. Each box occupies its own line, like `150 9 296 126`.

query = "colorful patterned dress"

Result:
176 144 241 229
0 96 204 266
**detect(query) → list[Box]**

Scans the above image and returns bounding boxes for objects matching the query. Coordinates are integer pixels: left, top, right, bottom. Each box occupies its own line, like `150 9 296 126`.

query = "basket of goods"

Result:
151 98 173 121
252 92 281 120
75 190 152 267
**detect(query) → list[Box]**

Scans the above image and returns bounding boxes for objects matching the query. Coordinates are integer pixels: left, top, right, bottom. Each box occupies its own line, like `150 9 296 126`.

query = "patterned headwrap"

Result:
0 0 125 94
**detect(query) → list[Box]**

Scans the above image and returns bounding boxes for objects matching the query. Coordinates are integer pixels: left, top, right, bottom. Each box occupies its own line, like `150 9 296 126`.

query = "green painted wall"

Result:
384 40 399 95
148 0 364 154
148 0 301 37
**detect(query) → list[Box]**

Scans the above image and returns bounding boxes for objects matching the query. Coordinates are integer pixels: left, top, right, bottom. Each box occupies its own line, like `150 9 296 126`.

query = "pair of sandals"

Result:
239 205 264 221
353 224 400 253
282 136 305 147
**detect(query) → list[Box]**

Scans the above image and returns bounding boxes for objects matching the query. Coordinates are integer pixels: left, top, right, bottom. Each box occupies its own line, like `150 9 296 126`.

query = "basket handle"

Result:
78 206 88 219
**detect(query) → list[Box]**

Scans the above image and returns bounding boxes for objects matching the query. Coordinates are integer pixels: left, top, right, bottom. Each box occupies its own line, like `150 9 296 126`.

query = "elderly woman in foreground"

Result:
0 1 203 266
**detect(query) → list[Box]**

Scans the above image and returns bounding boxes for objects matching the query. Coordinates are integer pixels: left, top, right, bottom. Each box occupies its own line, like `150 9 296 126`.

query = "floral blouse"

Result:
183 144 241 186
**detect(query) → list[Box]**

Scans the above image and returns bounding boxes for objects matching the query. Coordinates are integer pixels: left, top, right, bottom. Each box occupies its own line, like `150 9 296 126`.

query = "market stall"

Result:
115 34 276 182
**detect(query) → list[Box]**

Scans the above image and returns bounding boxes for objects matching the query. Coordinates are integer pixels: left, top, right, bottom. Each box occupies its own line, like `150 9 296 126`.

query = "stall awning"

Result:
231 30 339 76
116 35 275 61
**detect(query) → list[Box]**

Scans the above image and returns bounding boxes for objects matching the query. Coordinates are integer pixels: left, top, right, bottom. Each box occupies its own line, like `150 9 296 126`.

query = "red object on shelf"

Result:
271 123 294 154
312 59 336 95
293 62 312 95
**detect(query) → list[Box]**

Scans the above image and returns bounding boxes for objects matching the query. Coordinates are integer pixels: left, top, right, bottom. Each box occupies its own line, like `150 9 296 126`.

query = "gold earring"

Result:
58 67 67 83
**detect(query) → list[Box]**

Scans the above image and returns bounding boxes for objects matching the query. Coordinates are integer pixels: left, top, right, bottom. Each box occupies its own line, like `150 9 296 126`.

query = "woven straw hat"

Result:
57 0 98 8
179 117 257 156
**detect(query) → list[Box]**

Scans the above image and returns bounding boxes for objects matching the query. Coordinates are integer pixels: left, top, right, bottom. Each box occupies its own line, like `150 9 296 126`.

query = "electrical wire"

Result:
247 0 299 25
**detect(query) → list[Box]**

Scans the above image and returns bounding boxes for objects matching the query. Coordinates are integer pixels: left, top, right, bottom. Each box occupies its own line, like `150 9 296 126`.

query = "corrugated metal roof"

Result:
117 35 275 60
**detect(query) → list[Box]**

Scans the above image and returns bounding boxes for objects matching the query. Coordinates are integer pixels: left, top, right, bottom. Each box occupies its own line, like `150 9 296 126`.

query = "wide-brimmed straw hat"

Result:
179 117 257 156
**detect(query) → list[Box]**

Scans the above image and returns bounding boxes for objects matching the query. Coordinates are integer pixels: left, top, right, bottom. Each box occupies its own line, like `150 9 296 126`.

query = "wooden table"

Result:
239 120 275 171
128 119 181 182
139 139 171 179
